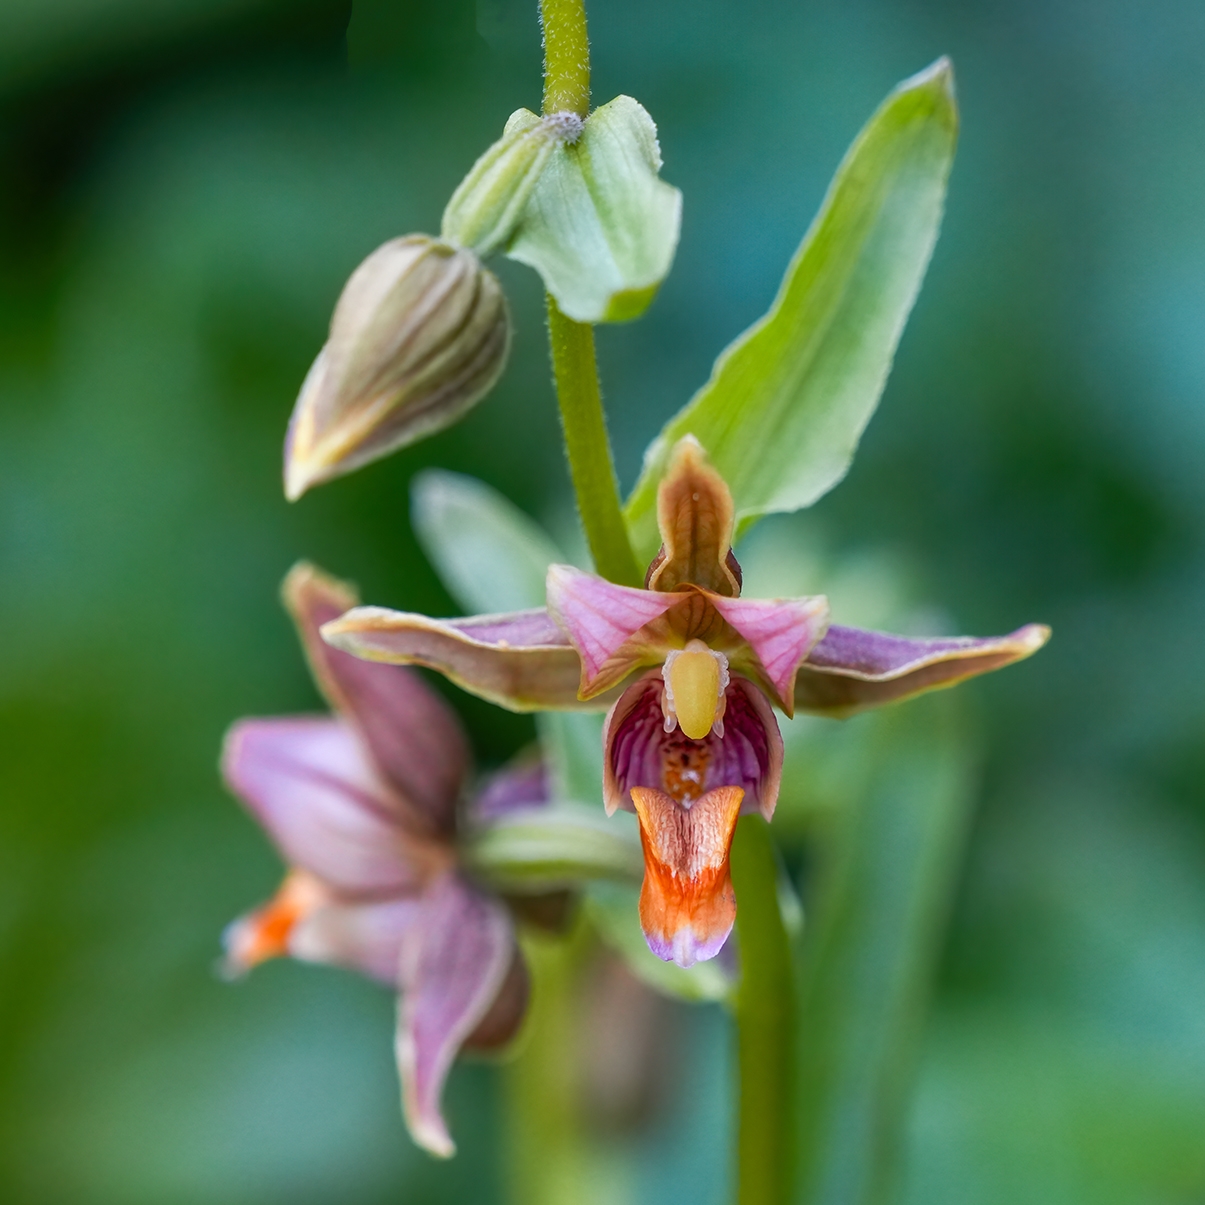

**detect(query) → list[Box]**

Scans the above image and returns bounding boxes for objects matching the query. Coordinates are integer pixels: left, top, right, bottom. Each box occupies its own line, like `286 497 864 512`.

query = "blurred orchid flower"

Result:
222 563 551 1158
322 438 1049 968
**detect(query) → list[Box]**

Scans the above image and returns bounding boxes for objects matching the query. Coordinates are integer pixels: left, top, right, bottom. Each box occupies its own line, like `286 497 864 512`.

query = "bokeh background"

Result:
3 0 1204 1201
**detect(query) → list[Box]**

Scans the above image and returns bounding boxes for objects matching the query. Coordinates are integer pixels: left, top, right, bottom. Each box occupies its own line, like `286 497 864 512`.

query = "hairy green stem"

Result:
540 0 591 117
539 0 642 586
546 298 643 586
730 815 796 1205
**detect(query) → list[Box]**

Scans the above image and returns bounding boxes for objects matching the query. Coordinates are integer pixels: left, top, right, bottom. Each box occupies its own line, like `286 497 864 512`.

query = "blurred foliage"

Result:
2 0 1204 1203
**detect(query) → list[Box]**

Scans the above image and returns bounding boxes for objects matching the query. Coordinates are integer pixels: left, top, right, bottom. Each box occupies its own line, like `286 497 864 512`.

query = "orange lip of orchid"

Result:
321 436 1050 968
630 785 745 967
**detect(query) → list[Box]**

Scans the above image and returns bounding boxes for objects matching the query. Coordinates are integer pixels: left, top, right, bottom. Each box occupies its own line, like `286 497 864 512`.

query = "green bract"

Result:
625 59 958 560
505 95 682 323
441 109 583 256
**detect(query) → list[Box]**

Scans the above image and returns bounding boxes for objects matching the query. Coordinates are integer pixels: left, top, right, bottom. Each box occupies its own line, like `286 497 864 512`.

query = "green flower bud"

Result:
441 108 584 255
284 235 509 500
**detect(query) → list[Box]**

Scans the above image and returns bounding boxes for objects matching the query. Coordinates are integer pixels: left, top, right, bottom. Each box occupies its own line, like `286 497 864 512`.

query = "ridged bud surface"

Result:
441 108 583 255
285 235 509 500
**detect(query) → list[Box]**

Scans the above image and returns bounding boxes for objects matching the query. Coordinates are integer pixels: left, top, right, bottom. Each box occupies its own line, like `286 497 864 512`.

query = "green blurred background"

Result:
2 0 1204 1201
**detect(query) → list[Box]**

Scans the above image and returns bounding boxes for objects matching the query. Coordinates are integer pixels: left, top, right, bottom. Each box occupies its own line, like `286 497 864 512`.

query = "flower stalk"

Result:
505 926 591 1205
546 297 643 587
539 0 642 588
540 0 591 118
730 815 796 1205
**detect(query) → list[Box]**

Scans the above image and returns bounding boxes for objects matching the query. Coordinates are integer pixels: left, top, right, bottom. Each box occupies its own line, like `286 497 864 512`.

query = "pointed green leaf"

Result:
505 95 682 324
411 469 561 615
625 60 958 561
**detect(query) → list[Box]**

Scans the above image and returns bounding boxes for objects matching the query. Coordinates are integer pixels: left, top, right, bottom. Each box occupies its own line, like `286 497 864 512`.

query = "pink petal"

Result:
321 606 594 712
284 563 469 834
289 898 424 984
796 622 1051 715
708 593 829 712
471 755 549 821
222 716 443 897
603 674 783 820
395 872 519 1157
546 564 683 696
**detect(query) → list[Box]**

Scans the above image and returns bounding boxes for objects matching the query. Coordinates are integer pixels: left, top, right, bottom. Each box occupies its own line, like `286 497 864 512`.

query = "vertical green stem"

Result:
546 297 643 586
540 0 591 117
505 931 586 1205
730 815 796 1205
539 0 642 587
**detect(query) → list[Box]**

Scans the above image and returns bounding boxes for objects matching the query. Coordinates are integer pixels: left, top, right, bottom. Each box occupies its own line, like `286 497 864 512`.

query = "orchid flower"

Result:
221 562 550 1158
322 437 1049 968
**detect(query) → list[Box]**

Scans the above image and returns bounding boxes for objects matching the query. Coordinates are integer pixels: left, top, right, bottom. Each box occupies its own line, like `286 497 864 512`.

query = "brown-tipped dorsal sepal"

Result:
645 436 741 597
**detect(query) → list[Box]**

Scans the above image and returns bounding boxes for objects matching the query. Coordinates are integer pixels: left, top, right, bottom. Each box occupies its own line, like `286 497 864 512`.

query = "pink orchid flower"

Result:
222 563 544 1157
322 438 1049 968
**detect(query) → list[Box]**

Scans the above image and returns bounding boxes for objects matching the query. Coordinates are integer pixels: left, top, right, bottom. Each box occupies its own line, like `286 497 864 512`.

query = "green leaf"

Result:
410 468 561 614
584 880 734 1004
625 59 958 561
793 692 976 1205
505 95 682 324
463 804 643 893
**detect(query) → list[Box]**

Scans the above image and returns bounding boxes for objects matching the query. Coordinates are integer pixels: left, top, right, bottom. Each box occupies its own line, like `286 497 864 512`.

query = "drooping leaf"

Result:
505 95 682 323
625 60 958 561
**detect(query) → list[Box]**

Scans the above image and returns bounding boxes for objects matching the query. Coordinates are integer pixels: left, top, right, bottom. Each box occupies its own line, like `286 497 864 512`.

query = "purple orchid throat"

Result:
221 562 546 1158
320 436 1049 968
606 675 779 817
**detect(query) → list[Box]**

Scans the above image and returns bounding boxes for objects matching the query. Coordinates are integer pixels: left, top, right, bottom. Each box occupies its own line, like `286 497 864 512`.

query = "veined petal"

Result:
284 562 470 835
322 606 595 712
630 785 744 967
471 755 550 821
289 897 423 985
795 622 1051 715
222 717 444 896
546 564 684 697
645 436 741 596
396 872 520 1157
604 674 782 819
708 592 830 713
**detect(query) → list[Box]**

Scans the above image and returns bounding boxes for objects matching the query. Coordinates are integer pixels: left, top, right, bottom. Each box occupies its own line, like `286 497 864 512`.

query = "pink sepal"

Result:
546 565 683 697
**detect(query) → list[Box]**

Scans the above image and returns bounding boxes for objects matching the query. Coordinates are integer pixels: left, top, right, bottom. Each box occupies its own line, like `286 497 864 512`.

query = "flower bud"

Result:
284 235 509 500
441 108 583 255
